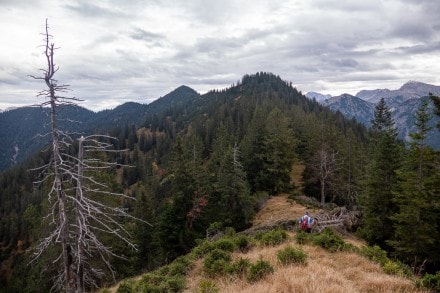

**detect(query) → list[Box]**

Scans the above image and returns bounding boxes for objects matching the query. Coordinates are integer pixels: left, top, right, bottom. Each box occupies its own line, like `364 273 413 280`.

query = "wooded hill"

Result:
0 72 439 292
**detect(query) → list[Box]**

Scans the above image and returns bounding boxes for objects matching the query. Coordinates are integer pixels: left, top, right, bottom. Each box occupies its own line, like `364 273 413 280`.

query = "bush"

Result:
359 245 388 266
418 272 440 292
228 257 251 275
311 228 346 252
212 238 236 252
259 229 288 246
294 231 311 245
203 249 232 276
116 279 136 293
197 279 219 293
382 260 406 277
192 241 215 258
136 273 185 292
277 246 308 265
233 235 251 252
247 258 274 283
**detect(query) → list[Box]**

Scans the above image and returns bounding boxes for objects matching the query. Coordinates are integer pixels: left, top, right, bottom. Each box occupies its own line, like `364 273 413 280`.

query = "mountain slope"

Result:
104 196 423 293
315 81 440 148
322 94 375 126
0 105 95 171
0 86 200 171
356 81 440 103
305 91 332 102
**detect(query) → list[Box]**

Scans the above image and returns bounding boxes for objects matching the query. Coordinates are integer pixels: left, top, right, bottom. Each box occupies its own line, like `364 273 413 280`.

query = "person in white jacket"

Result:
299 211 313 233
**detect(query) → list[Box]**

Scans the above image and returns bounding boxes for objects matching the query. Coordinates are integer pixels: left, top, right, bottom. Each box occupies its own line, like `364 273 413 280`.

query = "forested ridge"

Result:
0 72 439 292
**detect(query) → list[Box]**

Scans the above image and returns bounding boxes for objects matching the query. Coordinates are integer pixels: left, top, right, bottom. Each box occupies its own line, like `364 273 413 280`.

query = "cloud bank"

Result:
0 0 439 110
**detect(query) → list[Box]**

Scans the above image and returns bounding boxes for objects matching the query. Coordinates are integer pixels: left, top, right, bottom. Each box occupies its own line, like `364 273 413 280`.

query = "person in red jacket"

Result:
299 211 313 233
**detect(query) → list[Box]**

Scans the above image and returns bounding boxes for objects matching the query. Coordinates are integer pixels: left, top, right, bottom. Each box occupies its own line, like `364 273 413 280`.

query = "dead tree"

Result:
313 144 340 205
30 20 150 292
29 19 82 292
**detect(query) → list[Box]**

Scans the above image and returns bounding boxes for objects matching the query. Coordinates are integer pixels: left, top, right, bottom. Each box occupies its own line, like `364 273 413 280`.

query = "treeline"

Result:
0 72 438 291
360 97 440 273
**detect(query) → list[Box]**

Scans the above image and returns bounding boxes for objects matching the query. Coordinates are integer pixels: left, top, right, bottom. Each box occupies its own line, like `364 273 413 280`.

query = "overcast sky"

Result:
1 0 439 111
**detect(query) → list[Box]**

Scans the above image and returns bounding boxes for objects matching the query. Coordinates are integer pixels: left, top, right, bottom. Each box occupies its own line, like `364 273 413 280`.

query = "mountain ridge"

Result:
308 81 440 148
0 85 200 171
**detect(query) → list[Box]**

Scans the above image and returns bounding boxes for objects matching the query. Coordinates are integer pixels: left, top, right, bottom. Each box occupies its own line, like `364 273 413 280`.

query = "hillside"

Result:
101 165 425 293
1 72 438 292
103 195 425 293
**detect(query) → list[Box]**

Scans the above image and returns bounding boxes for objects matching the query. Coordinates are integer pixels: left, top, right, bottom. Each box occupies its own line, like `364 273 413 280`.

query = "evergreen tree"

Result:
241 107 267 192
389 100 440 268
429 93 440 130
209 143 253 230
260 107 296 194
156 135 206 260
360 98 403 248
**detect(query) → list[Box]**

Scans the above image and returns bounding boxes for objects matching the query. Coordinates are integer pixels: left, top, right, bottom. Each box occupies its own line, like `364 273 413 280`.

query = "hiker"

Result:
299 211 313 233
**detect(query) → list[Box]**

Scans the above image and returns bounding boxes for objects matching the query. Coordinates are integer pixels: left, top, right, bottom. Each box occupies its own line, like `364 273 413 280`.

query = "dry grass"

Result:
252 194 319 228
184 233 426 293
103 163 425 293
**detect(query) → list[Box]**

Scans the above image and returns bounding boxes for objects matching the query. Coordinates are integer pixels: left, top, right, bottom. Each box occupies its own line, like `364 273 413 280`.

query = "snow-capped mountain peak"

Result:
305 91 332 102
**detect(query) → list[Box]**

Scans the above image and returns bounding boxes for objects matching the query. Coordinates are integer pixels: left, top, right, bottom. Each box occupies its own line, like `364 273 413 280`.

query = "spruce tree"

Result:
389 100 440 268
361 98 403 248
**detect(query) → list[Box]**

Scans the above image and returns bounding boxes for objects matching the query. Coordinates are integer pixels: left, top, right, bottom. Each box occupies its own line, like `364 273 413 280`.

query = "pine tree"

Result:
260 107 296 194
212 143 253 230
430 93 440 130
360 98 403 248
389 100 440 268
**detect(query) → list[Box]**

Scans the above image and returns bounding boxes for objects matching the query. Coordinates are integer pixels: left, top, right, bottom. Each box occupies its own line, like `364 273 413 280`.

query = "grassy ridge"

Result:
102 229 428 293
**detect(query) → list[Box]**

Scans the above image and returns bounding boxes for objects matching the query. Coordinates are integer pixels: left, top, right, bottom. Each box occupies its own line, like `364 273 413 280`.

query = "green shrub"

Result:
207 222 223 235
418 272 440 292
224 227 236 237
294 231 311 245
212 238 236 252
382 260 405 276
277 246 308 265
233 235 251 252
228 257 251 275
116 279 136 293
165 276 186 292
136 273 185 293
197 279 219 293
192 241 215 258
359 245 389 266
203 249 232 276
311 228 345 252
247 258 274 283
259 229 288 246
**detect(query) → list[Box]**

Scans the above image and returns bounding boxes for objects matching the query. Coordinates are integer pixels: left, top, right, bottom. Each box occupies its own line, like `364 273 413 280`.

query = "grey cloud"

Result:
396 42 440 54
130 27 166 47
391 22 436 41
64 1 128 18
327 58 359 68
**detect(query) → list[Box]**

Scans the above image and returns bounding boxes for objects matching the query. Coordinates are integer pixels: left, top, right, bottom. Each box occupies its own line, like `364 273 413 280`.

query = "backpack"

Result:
301 217 309 230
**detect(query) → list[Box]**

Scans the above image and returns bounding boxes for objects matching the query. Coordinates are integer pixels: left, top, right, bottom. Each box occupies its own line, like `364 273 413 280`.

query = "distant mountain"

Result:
321 94 375 126
0 106 95 171
305 91 332 102
356 81 440 103
312 81 440 149
0 86 200 171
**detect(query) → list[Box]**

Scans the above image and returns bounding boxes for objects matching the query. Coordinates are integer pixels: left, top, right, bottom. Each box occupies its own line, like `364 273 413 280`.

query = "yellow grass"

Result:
184 233 426 293
252 194 319 228
104 163 425 293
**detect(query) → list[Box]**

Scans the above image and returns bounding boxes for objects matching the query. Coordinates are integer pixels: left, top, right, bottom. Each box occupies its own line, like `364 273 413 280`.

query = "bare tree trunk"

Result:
30 20 150 291
320 178 325 205
44 22 74 292
76 136 85 293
